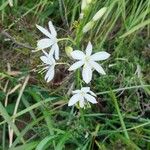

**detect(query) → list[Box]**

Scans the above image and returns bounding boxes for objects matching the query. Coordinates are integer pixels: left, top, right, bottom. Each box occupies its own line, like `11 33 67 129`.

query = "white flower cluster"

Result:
36 21 110 108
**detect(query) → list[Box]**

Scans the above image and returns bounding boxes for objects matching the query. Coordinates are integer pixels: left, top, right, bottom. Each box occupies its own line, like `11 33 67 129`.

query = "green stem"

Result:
76 70 86 127
76 69 81 89
110 91 130 140
58 38 76 45
79 108 86 128
2 124 6 150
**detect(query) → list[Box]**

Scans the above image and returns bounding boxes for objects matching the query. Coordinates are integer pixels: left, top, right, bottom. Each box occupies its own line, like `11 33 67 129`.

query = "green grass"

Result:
0 0 150 149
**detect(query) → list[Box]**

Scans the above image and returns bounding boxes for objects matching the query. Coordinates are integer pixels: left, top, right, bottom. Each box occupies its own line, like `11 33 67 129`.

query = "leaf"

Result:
120 19 150 38
0 102 24 144
0 97 58 126
9 142 38 150
0 1 9 11
36 135 57 150
55 132 71 150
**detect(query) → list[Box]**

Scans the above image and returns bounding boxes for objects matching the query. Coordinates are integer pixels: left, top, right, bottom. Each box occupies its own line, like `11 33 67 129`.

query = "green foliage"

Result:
0 0 150 149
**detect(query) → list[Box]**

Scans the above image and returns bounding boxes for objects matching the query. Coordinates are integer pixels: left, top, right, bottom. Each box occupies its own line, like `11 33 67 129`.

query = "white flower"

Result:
36 21 59 60
68 42 110 83
68 87 97 108
40 50 56 82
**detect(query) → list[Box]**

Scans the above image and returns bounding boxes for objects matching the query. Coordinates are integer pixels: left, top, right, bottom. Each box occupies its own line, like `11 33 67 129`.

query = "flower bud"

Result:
81 0 92 11
65 46 73 58
92 7 107 21
8 0 13 7
80 13 84 19
83 21 94 33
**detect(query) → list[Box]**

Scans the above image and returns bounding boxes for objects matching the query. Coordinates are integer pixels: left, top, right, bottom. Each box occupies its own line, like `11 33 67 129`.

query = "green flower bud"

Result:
65 46 73 58
92 7 107 21
81 0 92 11
83 21 95 33
8 0 13 7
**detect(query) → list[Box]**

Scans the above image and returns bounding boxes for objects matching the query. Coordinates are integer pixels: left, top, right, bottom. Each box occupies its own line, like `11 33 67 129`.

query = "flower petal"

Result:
91 51 110 61
68 61 84 71
71 50 85 60
90 61 106 75
79 97 85 108
42 50 49 57
54 44 59 60
50 56 56 64
81 87 90 93
48 21 57 37
82 64 92 83
68 94 80 106
89 90 97 97
72 90 81 94
45 66 55 82
49 46 55 56
40 56 51 64
37 38 54 50
85 41 92 56
84 94 97 104
36 24 52 38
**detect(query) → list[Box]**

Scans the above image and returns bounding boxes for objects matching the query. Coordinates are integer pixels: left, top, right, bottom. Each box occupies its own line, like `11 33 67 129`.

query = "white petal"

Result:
50 56 56 64
49 46 55 56
41 50 56 64
42 50 49 57
48 21 57 37
84 94 97 104
37 38 53 49
90 61 106 75
36 24 52 38
68 94 80 106
85 41 92 56
79 97 85 108
50 43 59 60
91 52 110 61
82 64 92 83
71 50 85 60
72 90 81 94
44 68 50 80
54 44 59 60
68 61 84 71
89 90 97 97
40 56 51 64
81 87 90 93
45 66 55 82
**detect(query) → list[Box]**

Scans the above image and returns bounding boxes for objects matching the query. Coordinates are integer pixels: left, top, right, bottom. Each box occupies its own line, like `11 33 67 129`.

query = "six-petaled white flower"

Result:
40 50 56 82
36 21 59 60
68 41 110 83
68 87 97 108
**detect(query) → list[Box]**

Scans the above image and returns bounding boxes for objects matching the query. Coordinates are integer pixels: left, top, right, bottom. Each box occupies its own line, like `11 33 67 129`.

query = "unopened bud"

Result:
65 46 73 58
92 7 107 21
81 0 92 11
8 0 13 7
80 13 84 19
83 21 94 33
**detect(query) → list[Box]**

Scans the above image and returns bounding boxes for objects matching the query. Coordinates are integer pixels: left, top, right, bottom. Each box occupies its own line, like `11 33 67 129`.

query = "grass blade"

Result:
120 18 150 38
0 102 25 144
109 91 130 139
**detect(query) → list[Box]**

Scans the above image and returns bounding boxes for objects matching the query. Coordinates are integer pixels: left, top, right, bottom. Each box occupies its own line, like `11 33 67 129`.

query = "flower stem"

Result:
79 107 86 128
76 69 81 89
56 62 70 66
58 38 76 45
